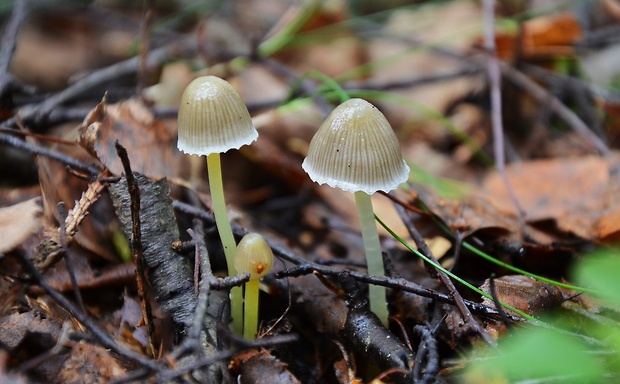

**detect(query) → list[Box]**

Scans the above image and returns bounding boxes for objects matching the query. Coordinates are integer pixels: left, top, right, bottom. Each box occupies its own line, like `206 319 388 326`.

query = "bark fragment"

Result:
109 173 194 338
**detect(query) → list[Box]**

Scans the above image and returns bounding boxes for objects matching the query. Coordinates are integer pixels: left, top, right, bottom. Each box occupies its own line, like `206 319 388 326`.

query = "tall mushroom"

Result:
177 75 258 334
302 98 409 326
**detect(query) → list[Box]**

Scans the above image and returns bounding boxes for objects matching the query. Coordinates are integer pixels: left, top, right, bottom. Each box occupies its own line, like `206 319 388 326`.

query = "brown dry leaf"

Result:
409 184 516 238
0 310 61 351
494 12 582 61
57 342 126 384
248 105 322 191
483 156 615 239
479 275 565 337
238 65 289 108
0 197 42 254
143 62 194 107
480 275 565 315
78 97 182 178
12 11 131 90
367 1 483 131
597 209 620 242
522 13 582 54
229 348 302 384
270 1 366 77
36 132 117 262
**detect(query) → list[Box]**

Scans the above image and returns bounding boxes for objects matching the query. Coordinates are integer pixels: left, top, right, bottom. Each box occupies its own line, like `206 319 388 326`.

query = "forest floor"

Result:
1 1 620 383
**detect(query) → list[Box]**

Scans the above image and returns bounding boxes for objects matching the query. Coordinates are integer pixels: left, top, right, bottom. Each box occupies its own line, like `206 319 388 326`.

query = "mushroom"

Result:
302 98 409 326
234 233 274 339
177 75 258 334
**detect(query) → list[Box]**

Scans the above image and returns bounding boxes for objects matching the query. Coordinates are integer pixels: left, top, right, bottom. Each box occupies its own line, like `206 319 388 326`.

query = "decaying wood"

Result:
338 272 415 381
268 269 415 383
391 192 496 346
109 173 195 338
115 143 158 357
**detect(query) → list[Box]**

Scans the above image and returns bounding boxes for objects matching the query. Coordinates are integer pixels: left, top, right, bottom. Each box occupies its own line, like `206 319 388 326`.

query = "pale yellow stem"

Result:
207 153 243 335
243 279 260 339
354 191 388 327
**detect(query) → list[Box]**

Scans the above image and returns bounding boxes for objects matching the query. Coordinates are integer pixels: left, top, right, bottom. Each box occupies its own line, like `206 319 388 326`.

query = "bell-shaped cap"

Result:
302 98 410 194
177 76 258 155
234 233 274 280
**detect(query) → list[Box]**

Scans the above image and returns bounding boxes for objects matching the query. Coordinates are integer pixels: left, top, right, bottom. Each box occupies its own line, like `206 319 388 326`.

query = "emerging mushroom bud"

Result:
177 75 258 155
234 233 274 281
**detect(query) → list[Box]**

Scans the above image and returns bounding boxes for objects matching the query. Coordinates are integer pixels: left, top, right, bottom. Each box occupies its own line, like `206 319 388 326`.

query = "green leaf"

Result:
574 248 620 309
464 326 604 383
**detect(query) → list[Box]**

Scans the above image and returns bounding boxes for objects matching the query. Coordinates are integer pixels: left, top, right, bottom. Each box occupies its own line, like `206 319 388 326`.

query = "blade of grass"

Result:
409 199 602 295
285 69 350 104
376 215 539 323
257 0 323 57
405 162 474 199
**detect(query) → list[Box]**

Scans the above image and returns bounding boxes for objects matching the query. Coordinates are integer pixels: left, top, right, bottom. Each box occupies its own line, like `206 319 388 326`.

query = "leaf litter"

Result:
1 0 620 383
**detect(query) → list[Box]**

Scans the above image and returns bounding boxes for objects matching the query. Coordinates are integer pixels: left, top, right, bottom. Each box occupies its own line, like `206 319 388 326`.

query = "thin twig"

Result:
35 173 109 270
0 131 101 175
412 324 440 384
15 321 71 374
351 19 611 157
390 191 496 346
187 226 213 341
156 334 298 382
137 0 154 94
16 252 160 371
0 0 27 102
6 38 197 127
57 202 85 314
0 127 76 146
482 0 527 238
171 200 509 319
258 57 334 116
498 61 610 156
65 166 121 183
115 142 157 357
489 273 513 330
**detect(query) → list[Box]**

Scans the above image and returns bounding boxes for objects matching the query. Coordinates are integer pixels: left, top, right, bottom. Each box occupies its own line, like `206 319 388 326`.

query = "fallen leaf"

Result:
270 1 365 78
597 209 620 242
480 275 565 316
479 275 565 338
493 12 582 61
57 341 126 384
483 156 614 239
230 348 302 384
78 97 182 179
0 310 61 350
0 197 42 254
143 62 194 107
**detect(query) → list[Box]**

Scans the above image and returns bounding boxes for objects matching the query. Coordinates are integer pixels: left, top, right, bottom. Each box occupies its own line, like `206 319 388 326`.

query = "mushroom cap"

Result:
234 233 274 280
302 98 410 194
177 76 258 155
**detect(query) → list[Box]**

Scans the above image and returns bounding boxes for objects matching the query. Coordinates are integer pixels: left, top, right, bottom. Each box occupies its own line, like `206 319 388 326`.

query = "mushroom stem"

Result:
243 279 260 339
207 153 243 335
354 190 388 327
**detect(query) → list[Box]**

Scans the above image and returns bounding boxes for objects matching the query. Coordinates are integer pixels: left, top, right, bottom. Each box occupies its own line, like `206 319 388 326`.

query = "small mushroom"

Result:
234 233 274 339
302 98 409 326
177 75 258 334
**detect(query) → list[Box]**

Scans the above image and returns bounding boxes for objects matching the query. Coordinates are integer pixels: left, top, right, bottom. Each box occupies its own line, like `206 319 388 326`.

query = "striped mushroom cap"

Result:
302 98 409 194
177 76 258 155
